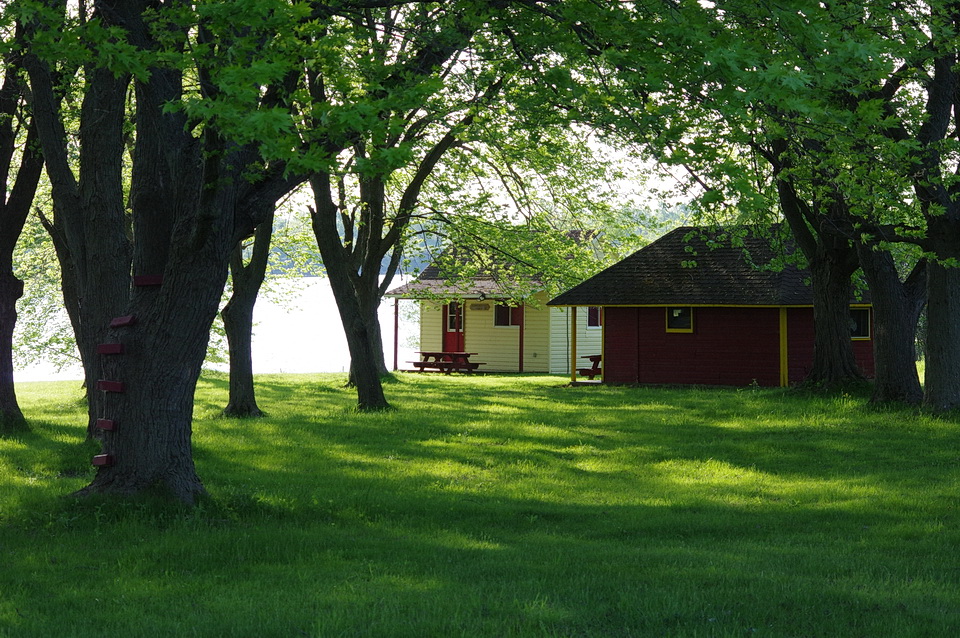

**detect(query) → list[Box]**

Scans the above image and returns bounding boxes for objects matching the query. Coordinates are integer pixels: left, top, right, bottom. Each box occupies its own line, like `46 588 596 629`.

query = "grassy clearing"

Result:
2 373 960 637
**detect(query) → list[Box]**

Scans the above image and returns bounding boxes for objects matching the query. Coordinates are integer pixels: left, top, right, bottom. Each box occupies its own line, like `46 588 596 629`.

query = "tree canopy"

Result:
10 0 960 504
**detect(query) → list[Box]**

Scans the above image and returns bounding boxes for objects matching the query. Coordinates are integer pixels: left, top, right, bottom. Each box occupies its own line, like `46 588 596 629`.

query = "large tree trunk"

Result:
806 246 864 387
776 178 863 388
58 67 134 437
80 253 230 504
856 244 926 404
923 257 960 411
25 2 298 503
221 213 274 418
0 272 25 430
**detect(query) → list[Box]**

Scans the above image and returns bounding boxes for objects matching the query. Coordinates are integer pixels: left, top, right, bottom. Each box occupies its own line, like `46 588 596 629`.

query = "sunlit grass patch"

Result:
3 373 960 636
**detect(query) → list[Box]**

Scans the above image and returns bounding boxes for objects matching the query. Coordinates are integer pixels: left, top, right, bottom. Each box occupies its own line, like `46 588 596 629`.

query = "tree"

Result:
525 0 929 398
694 1 941 405
220 213 274 418
24 0 301 502
297 3 494 410
0 8 43 431
298 1 644 409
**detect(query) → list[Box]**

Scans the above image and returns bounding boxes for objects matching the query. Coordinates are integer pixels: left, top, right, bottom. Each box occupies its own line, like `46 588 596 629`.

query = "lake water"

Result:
15 277 418 382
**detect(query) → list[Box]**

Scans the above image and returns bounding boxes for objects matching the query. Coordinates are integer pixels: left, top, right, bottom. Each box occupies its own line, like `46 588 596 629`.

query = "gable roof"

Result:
385 261 521 299
548 226 818 307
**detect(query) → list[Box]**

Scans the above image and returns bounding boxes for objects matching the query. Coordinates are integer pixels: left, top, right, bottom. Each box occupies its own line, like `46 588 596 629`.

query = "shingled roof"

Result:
385 262 523 299
548 226 816 307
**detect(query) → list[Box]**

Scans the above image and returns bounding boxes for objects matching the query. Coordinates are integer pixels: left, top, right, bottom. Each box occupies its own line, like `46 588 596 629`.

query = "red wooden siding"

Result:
604 307 640 383
604 306 874 387
852 310 875 377
786 308 814 384
605 307 781 386
787 308 874 382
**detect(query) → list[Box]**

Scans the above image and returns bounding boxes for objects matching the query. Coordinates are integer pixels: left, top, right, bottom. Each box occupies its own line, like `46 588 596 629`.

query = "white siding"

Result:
418 302 443 353
411 295 599 375
548 306 603 375
461 302 536 372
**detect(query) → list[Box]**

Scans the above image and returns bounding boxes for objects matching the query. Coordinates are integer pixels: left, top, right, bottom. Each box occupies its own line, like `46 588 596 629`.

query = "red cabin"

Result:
548 226 874 387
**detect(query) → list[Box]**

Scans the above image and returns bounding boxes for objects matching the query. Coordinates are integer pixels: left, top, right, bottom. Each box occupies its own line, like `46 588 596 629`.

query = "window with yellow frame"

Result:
666 307 693 333
850 308 871 340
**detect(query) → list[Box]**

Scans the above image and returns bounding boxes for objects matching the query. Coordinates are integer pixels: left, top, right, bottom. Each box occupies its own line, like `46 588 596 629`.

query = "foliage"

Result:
410 130 659 299
13 210 77 371
3 374 960 635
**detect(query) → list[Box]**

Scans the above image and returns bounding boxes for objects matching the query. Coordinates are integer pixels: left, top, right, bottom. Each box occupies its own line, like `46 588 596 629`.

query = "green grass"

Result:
2 373 960 637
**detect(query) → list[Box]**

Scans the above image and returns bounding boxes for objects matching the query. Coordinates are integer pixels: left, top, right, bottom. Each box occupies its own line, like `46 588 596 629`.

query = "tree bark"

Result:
222 290 264 418
0 272 25 430
923 257 960 411
805 243 865 388
325 252 389 409
340 294 390 410
221 212 274 418
776 179 864 388
310 174 391 411
856 244 926 404
81 250 230 504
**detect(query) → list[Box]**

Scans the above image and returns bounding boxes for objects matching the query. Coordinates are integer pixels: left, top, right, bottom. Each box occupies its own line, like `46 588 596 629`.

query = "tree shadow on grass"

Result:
10 434 957 636
6 375 960 635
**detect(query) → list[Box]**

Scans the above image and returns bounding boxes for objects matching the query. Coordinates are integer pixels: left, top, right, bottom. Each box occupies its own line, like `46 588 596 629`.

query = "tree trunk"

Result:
923 258 960 411
0 22 45 433
775 178 863 388
332 279 389 410
80 264 227 504
221 214 274 418
348 303 389 382
222 295 263 418
25 0 300 504
310 175 390 411
0 271 25 431
856 244 926 404
805 242 865 388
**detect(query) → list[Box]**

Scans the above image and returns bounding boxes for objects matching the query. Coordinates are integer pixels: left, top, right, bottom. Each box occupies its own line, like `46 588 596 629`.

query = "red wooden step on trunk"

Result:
109 315 136 328
92 454 114 467
96 343 124 355
96 380 125 393
95 419 116 431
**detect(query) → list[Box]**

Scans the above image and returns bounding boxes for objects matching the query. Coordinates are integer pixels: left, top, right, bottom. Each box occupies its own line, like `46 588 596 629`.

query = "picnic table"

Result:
410 351 484 374
578 354 602 379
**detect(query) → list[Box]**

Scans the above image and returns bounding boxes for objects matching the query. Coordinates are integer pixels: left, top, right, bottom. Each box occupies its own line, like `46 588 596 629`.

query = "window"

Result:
850 308 871 339
666 307 693 332
446 302 463 332
587 306 602 328
495 303 523 326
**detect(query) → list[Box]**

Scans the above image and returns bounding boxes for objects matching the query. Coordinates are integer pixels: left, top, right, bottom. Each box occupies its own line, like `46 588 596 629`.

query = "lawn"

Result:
2 373 959 637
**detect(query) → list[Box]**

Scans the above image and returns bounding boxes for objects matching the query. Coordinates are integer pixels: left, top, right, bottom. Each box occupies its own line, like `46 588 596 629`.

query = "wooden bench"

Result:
408 360 485 373
409 360 452 372
578 355 602 380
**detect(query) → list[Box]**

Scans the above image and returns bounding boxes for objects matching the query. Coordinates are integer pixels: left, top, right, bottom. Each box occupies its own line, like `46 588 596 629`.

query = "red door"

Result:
443 302 465 351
